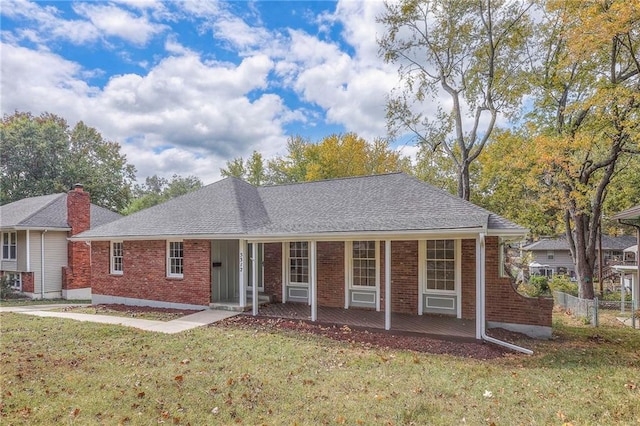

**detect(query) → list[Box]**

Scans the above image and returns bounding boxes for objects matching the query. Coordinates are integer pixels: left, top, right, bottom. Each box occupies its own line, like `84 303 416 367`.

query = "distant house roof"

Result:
523 235 637 252
75 173 526 240
0 193 122 230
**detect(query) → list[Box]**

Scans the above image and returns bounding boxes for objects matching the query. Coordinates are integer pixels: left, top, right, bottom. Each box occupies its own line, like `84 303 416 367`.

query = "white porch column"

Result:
281 242 287 303
385 240 391 331
26 230 30 272
239 239 247 308
310 240 317 322
252 242 258 316
475 234 484 340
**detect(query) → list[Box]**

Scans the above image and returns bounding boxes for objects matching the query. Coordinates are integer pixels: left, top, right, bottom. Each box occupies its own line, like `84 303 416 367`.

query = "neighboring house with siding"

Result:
523 235 637 279
0 185 121 299
611 204 640 311
74 173 553 339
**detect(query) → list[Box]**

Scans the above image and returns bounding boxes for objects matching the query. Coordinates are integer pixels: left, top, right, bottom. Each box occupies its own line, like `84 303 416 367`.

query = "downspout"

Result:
479 232 533 355
40 230 47 299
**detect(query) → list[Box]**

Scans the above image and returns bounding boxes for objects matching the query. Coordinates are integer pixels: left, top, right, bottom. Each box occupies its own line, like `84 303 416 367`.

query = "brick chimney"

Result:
63 184 91 298
67 183 90 236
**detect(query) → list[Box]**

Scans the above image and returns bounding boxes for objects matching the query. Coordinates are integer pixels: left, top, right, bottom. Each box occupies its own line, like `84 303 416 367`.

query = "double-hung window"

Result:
352 241 377 287
2 232 17 260
167 241 184 278
425 240 455 292
289 241 309 285
110 241 123 275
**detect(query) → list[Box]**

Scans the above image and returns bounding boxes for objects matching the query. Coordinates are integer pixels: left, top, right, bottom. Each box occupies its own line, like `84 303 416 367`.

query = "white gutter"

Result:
69 228 490 243
478 232 533 355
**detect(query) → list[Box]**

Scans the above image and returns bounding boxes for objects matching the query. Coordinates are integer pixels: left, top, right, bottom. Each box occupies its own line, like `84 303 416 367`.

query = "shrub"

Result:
529 276 549 293
548 275 578 296
0 275 15 299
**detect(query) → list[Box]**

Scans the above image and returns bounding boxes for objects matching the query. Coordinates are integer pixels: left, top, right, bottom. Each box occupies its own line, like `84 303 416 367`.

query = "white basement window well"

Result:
167 240 184 278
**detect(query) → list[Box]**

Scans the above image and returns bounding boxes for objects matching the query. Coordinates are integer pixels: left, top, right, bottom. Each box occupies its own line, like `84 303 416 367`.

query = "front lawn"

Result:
1 312 638 425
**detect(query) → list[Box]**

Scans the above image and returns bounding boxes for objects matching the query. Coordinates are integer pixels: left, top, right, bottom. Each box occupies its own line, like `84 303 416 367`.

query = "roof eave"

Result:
70 226 526 242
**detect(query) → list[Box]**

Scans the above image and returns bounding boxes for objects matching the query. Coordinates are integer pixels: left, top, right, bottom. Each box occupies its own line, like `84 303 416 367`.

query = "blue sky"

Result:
1 0 416 184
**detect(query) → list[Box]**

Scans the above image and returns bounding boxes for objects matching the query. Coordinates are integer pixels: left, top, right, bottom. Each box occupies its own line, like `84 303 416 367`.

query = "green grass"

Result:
1 313 639 425
0 298 91 307
49 305 187 322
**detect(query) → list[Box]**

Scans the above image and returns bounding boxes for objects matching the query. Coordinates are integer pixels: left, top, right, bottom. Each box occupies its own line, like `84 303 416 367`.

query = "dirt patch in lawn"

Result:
218 315 527 359
55 304 200 322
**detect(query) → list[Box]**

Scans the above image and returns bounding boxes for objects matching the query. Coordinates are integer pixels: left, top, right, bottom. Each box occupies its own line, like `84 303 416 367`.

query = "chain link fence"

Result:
553 291 638 329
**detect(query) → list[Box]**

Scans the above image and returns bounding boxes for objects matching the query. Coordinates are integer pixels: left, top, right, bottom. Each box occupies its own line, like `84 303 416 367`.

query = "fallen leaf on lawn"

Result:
483 390 493 398
211 407 219 414
137 392 145 398
336 415 346 424
70 408 80 418
624 382 636 390
174 375 183 382
180 359 190 365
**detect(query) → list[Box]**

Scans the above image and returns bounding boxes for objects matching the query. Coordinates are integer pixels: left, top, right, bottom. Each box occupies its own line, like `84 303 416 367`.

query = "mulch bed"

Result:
218 315 529 360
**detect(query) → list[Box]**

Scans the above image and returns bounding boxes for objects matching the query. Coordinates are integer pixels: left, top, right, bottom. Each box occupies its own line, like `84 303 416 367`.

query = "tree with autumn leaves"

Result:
477 1 639 299
220 133 411 185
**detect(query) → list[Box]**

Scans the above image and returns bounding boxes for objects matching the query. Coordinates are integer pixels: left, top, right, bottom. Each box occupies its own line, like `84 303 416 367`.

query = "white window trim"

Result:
344 241 380 310
547 250 555 260
110 241 124 275
285 241 310 287
421 239 459 295
166 240 184 279
419 239 461 318
2 231 17 261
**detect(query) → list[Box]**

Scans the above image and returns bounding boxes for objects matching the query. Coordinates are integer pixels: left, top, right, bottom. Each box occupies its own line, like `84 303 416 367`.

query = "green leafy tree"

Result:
0 111 136 211
224 134 410 185
123 174 202 215
378 0 534 200
523 0 640 299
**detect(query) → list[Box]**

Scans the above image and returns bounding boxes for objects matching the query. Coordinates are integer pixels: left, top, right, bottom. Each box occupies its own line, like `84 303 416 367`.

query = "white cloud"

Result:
1 0 100 45
73 3 166 46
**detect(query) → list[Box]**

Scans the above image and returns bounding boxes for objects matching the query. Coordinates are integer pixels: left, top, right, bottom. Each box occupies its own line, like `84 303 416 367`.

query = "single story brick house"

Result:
0 185 122 299
74 173 553 340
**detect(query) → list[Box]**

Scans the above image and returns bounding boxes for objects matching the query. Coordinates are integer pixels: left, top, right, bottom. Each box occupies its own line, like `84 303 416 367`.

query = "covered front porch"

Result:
244 302 477 340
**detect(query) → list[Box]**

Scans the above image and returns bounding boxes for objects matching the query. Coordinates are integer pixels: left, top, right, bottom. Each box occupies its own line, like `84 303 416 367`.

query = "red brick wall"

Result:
263 243 282 302
317 241 345 307
65 187 92 292
21 272 34 293
461 239 477 319
91 239 211 306
387 241 418 314
484 236 553 327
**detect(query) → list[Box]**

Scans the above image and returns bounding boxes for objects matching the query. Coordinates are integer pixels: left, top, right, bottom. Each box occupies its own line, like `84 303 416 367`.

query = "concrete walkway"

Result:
0 304 238 334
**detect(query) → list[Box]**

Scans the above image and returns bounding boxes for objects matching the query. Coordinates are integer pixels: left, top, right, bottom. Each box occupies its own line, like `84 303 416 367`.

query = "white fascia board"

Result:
70 226 526 243
12 226 72 232
486 228 529 238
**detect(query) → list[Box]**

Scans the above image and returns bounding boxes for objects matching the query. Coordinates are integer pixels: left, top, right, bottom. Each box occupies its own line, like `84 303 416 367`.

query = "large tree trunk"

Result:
567 212 599 300
458 162 471 201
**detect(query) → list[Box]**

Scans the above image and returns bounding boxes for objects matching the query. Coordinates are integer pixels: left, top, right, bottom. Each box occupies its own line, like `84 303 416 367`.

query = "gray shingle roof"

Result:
612 204 640 220
523 235 637 251
77 173 525 240
0 193 122 230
